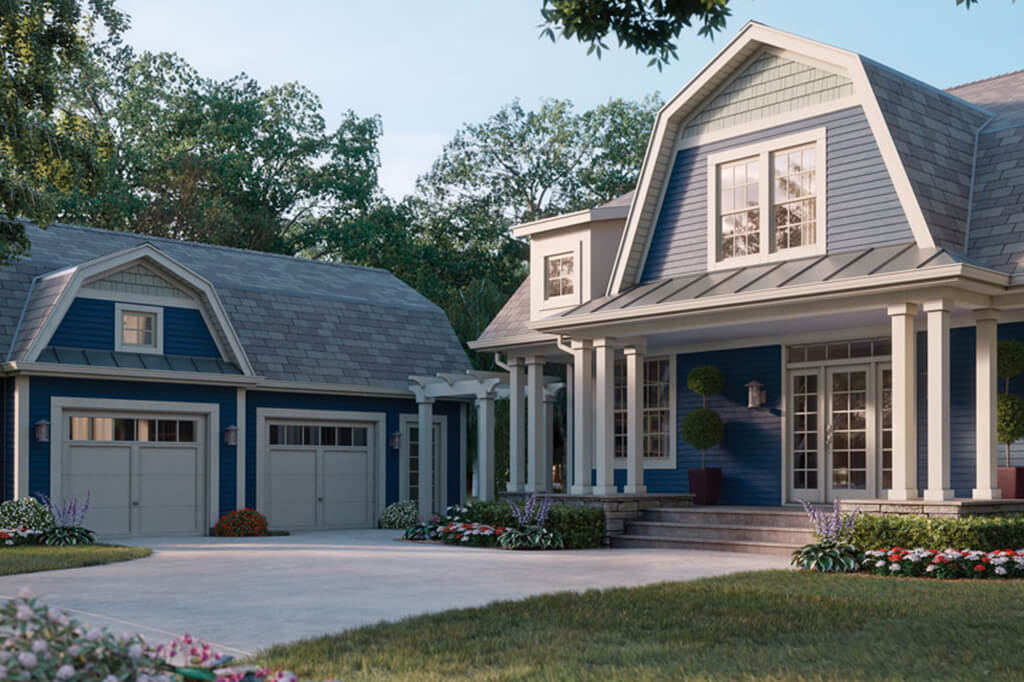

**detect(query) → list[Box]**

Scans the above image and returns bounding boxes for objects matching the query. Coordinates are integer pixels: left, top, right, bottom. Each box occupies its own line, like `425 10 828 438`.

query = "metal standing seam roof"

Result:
37 347 243 374
2 223 470 389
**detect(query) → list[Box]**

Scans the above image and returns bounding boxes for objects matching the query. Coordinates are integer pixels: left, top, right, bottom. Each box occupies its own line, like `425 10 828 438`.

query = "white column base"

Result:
570 484 592 495
887 488 919 501
923 488 955 501
505 484 525 493
623 484 647 495
591 485 618 495
523 483 545 493
972 487 1002 500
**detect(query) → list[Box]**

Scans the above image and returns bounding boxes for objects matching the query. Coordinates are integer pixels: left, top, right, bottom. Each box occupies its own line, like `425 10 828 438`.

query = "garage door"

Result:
63 414 206 536
265 422 375 530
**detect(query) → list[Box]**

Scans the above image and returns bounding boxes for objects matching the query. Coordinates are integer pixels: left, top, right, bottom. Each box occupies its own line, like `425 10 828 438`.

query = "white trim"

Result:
706 128 827 271
398 412 449 508
779 346 789 505
13 375 29 499
77 288 202 310
236 388 246 511
49 396 220 531
23 244 254 374
257 379 415 398
114 302 164 355
512 205 629 238
541 251 579 308
459 402 468 505
255 407 387 523
611 353 677 470
2 362 261 386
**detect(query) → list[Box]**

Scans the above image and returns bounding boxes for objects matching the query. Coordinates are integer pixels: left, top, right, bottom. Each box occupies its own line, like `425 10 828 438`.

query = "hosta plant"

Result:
41 525 96 547
791 542 861 573
498 525 565 550
0 497 54 534
379 500 418 529
38 494 95 547
404 516 442 541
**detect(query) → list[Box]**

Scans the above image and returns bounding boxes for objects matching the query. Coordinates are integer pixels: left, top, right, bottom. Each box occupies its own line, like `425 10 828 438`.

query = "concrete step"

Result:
625 520 816 545
642 506 812 529
611 534 798 556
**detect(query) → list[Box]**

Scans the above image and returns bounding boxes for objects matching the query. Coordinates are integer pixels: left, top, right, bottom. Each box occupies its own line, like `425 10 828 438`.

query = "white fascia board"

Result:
467 332 559 351
534 264 1009 333
511 206 629 238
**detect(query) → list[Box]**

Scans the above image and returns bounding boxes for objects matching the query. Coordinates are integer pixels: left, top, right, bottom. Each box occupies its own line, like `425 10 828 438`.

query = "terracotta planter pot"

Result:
688 467 722 505
998 466 1024 499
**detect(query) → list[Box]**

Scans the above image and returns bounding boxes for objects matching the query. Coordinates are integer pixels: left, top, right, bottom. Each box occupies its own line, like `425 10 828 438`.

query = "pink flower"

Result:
17 652 37 668
15 605 32 621
56 664 75 679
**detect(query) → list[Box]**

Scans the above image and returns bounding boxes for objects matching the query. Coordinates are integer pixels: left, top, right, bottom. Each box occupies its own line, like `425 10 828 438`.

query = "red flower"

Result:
974 564 986 572
981 556 991 564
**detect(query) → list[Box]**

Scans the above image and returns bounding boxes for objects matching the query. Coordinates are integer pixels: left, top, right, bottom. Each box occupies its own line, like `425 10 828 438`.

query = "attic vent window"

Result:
115 303 163 354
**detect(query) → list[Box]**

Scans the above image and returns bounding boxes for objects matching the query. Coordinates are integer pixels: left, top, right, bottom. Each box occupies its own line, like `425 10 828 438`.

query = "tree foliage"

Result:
0 0 128 263
998 339 1024 393
997 393 1024 466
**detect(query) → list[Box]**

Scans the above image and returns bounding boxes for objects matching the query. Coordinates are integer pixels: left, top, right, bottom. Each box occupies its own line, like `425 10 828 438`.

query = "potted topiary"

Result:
681 365 725 505
997 339 1024 498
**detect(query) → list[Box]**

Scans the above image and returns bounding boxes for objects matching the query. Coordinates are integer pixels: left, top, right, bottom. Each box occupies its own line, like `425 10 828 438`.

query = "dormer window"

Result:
707 128 826 270
115 303 163 354
544 252 575 299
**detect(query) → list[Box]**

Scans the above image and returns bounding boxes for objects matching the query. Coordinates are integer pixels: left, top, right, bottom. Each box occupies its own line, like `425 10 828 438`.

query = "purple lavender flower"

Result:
509 493 553 528
798 498 859 544
39 493 91 527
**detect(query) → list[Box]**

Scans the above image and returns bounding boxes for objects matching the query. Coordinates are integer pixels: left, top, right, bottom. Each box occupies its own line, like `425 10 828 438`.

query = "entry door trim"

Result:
50 397 219 531
255 407 387 521
398 413 448 511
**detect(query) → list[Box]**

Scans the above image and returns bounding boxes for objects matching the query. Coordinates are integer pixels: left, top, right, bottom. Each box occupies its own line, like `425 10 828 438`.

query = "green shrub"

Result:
380 500 418 528
460 499 604 549
687 365 724 399
681 408 724 451
998 339 1024 392
0 497 54 533
463 499 515 527
850 513 1024 552
214 508 269 536
998 393 1024 465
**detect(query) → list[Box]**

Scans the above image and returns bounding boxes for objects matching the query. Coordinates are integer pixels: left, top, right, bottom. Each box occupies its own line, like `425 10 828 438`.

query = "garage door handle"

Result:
132 501 140 507
317 497 324 502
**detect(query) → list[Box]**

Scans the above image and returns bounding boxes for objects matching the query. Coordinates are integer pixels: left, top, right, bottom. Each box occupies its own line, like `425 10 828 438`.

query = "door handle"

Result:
132 501 140 507
824 423 834 449
317 497 324 502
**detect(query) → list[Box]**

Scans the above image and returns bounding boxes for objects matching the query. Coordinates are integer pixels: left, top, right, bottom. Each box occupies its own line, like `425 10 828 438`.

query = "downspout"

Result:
963 114 995 254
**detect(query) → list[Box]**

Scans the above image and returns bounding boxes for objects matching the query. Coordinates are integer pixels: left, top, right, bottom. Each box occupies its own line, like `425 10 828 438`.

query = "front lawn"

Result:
255 570 1024 680
0 544 151 576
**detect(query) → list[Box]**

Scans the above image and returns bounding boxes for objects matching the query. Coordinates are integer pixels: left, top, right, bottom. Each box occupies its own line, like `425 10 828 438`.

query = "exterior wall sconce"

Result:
745 380 767 409
390 431 401 450
223 425 238 446
34 419 50 443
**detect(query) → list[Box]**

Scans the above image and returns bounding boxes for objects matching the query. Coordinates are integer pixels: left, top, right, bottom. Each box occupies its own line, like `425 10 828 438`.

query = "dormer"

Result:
514 194 631 322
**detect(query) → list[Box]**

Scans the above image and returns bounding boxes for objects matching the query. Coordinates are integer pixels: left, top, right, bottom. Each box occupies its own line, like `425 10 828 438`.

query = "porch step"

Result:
625 520 815 545
611 534 798 556
641 506 812 529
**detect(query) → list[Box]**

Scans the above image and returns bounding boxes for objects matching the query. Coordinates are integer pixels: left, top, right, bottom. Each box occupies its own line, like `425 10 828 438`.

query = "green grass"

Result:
254 570 1024 681
0 544 151 576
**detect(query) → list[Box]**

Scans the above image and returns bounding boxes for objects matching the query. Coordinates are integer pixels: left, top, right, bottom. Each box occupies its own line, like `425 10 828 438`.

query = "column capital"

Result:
592 337 617 350
922 298 954 314
974 307 1001 322
525 355 546 367
416 396 435 406
623 344 646 357
887 302 919 317
569 338 592 351
507 356 525 367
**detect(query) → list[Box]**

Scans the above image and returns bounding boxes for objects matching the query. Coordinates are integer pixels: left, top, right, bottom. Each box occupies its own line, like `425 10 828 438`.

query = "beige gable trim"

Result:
82 262 193 301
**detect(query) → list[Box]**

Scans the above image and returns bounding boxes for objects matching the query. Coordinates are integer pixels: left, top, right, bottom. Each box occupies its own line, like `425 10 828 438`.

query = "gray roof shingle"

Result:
4 223 469 388
474 278 534 347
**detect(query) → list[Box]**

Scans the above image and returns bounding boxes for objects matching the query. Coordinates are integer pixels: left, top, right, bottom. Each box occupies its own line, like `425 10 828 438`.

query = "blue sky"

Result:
120 1 1022 198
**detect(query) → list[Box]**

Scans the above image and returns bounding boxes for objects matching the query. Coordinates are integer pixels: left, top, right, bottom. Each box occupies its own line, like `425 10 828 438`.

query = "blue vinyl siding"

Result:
49 297 220 358
641 106 914 282
28 377 238 518
244 391 463 510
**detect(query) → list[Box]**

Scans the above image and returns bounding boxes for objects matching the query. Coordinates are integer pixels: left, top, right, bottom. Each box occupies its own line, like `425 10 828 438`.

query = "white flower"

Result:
0 664 6 680
16 587 31 600
875 560 885 568
30 640 47 654
15 605 33 621
85 629 103 641
47 607 62 622
17 652 37 669
889 563 901 572
56 664 75 680
926 564 937 573
104 676 119 682
996 566 1008 576
0 651 9 663
67 645 81 657
128 643 143 658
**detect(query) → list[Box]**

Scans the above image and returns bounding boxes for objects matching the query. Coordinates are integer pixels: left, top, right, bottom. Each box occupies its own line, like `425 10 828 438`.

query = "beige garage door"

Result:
62 414 206 536
265 422 375 530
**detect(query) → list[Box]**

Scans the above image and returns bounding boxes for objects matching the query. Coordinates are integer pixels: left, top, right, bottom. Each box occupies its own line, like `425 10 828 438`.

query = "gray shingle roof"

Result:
947 69 1024 131
962 123 1024 274
473 278 536 348
863 58 992 252
3 223 469 388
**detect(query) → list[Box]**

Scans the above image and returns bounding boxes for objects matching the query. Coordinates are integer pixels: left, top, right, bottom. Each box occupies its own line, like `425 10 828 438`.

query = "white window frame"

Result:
542 251 578 305
706 128 827 271
115 302 163 354
612 354 677 470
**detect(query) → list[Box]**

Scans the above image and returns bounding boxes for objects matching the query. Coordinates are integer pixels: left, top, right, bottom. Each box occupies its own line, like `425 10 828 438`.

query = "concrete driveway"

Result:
0 530 788 655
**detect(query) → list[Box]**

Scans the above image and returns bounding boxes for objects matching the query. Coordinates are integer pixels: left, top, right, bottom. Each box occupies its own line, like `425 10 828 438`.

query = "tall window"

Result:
718 158 760 259
614 357 671 459
544 253 575 299
773 145 817 251
122 311 156 347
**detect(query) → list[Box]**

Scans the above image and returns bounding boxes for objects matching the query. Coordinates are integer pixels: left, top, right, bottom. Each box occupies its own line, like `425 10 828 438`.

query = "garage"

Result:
264 421 376 530
61 412 207 536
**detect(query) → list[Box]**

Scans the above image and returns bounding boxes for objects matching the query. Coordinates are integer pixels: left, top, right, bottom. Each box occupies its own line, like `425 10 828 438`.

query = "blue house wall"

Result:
50 297 220 358
243 391 463 510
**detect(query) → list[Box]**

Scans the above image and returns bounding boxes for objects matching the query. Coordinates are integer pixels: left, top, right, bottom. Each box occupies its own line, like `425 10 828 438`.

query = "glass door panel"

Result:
827 366 875 499
791 372 821 499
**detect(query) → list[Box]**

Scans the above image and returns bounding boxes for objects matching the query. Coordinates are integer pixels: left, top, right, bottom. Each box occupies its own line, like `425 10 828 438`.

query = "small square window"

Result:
122 311 156 347
544 253 575 300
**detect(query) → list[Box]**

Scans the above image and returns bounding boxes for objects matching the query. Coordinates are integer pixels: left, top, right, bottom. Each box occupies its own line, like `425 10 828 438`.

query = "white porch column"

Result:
974 309 1002 499
525 356 546 492
475 394 496 501
571 340 593 494
417 397 435 518
623 346 647 494
924 299 954 501
888 303 919 500
507 356 526 493
565 363 574 491
543 389 556 491
593 338 617 495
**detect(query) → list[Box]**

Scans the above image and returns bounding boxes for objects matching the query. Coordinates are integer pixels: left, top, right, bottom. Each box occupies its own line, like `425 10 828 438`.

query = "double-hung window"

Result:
707 128 825 269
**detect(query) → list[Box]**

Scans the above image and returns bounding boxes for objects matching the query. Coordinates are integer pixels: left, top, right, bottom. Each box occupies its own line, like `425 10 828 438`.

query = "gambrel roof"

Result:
1 223 470 389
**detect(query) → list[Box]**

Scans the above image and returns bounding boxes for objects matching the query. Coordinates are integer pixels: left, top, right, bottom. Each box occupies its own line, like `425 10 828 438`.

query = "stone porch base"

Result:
839 498 1024 518
499 492 695 544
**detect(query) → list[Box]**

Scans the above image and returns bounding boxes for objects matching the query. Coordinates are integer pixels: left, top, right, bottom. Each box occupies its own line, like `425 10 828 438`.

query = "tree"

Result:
56 51 384 253
540 0 992 70
0 0 128 263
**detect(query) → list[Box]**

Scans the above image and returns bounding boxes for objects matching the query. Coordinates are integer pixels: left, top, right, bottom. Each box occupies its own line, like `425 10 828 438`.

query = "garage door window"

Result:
68 416 196 442
269 424 368 447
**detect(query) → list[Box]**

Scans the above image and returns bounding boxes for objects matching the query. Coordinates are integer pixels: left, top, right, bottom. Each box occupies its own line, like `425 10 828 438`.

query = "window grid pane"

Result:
613 357 671 459
544 253 575 299
718 158 760 260
773 146 817 251
69 417 194 442
122 311 156 347
792 373 818 490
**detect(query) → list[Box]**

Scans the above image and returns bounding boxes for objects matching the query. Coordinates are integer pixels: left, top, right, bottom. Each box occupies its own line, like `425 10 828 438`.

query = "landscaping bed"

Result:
0 544 152 576
252 570 1024 680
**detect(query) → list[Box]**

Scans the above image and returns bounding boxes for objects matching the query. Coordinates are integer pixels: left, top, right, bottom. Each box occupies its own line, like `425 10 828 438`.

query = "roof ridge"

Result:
947 68 1024 92
41 222 394 278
